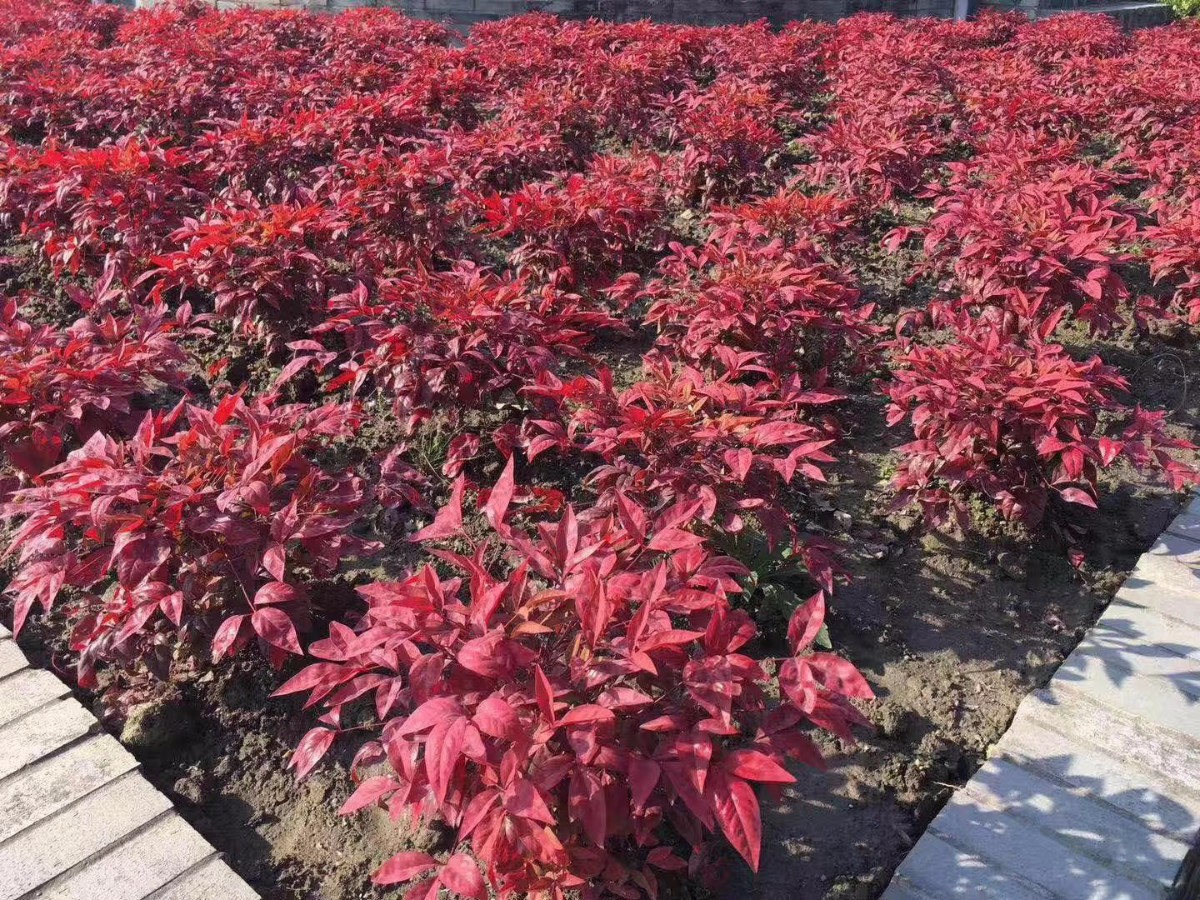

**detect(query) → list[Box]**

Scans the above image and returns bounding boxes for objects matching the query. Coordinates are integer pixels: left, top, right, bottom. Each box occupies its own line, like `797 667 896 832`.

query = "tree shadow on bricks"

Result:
1050 614 1200 714
892 757 1198 899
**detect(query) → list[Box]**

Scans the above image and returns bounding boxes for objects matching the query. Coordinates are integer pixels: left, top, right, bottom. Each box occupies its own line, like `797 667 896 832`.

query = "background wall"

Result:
209 0 958 26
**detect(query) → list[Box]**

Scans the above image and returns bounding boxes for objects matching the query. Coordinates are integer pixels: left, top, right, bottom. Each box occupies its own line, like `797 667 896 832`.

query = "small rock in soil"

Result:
120 699 196 752
173 775 207 805
995 550 1025 580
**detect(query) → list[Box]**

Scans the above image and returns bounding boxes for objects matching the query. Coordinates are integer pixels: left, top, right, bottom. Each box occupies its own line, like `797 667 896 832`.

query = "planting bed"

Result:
2 3 1200 899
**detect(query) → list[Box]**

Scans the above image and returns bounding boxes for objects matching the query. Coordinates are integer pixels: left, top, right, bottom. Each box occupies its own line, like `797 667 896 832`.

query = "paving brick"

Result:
0 699 96 782
997 714 1200 842
1059 637 1200 693
959 757 1190 886
1114 575 1200 630
1188 494 1200 517
1019 684 1200 790
929 792 1159 899
0 623 9 638
0 735 137 843
1053 650 1200 739
1096 598 1200 663
29 814 215 900
888 829 1050 900
0 640 28 679
1131 534 1200 597
0 668 71 727
0 773 172 900
152 858 260 900
1168 512 1200 545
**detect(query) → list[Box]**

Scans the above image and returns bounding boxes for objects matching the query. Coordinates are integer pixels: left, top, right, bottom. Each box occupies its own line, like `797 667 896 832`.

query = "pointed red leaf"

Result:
373 852 440 886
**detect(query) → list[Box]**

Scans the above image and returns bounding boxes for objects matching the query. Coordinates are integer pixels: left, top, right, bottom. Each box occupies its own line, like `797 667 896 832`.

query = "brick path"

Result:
0 623 258 900
881 495 1200 900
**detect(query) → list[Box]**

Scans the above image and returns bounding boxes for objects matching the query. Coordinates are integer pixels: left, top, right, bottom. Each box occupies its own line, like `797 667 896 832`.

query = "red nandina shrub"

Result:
884 326 1196 531
276 486 871 898
473 153 669 288
0 298 191 477
315 145 460 269
916 167 1142 333
708 185 861 248
660 76 787 201
147 198 358 338
639 235 874 371
1015 13 1130 66
523 351 840 547
314 270 618 428
1 396 379 688
1144 199 1200 325
2 138 208 283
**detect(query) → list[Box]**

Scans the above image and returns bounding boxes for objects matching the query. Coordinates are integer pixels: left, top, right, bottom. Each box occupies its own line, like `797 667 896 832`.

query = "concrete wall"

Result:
207 0 958 26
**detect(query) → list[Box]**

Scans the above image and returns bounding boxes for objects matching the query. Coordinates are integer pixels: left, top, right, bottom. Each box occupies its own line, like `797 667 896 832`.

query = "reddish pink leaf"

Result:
722 750 795 784
251 607 302 655
289 727 336 780
440 853 486 900
787 591 825 653
373 852 440 886
212 614 248 663
482 455 515 529
339 776 399 815
412 476 465 543
707 768 762 871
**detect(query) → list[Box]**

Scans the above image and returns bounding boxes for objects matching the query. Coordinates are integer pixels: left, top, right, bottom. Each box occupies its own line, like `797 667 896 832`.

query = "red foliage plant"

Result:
313 269 618 429
1145 199 1200 326
914 166 1144 334
1 396 379 690
146 198 359 340
473 152 669 289
0 298 191 477
1 137 208 283
523 350 841 554
637 232 874 372
276 475 871 899
884 324 1196 531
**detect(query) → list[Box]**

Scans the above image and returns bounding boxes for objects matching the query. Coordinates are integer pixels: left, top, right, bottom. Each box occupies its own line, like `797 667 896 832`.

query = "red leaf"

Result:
426 717 469 807
534 665 556 726
647 528 704 552
787 591 825 653
722 750 795 784
339 776 399 815
251 607 302 655
440 854 486 900
482 455 515 529
254 580 298 606
263 543 286 581
505 777 555 825
1059 487 1098 508
398 696 464 735
472 695 522 741
412 476 465 543
212 614 248 663
373 852 440 886
289 727 336 779
628 755 660 810
707 768 762 871
804 653 874 699
558 704 615 729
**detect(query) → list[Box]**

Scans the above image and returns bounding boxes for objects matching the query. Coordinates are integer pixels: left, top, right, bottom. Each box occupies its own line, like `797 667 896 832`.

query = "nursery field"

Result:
2 2 1200 898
